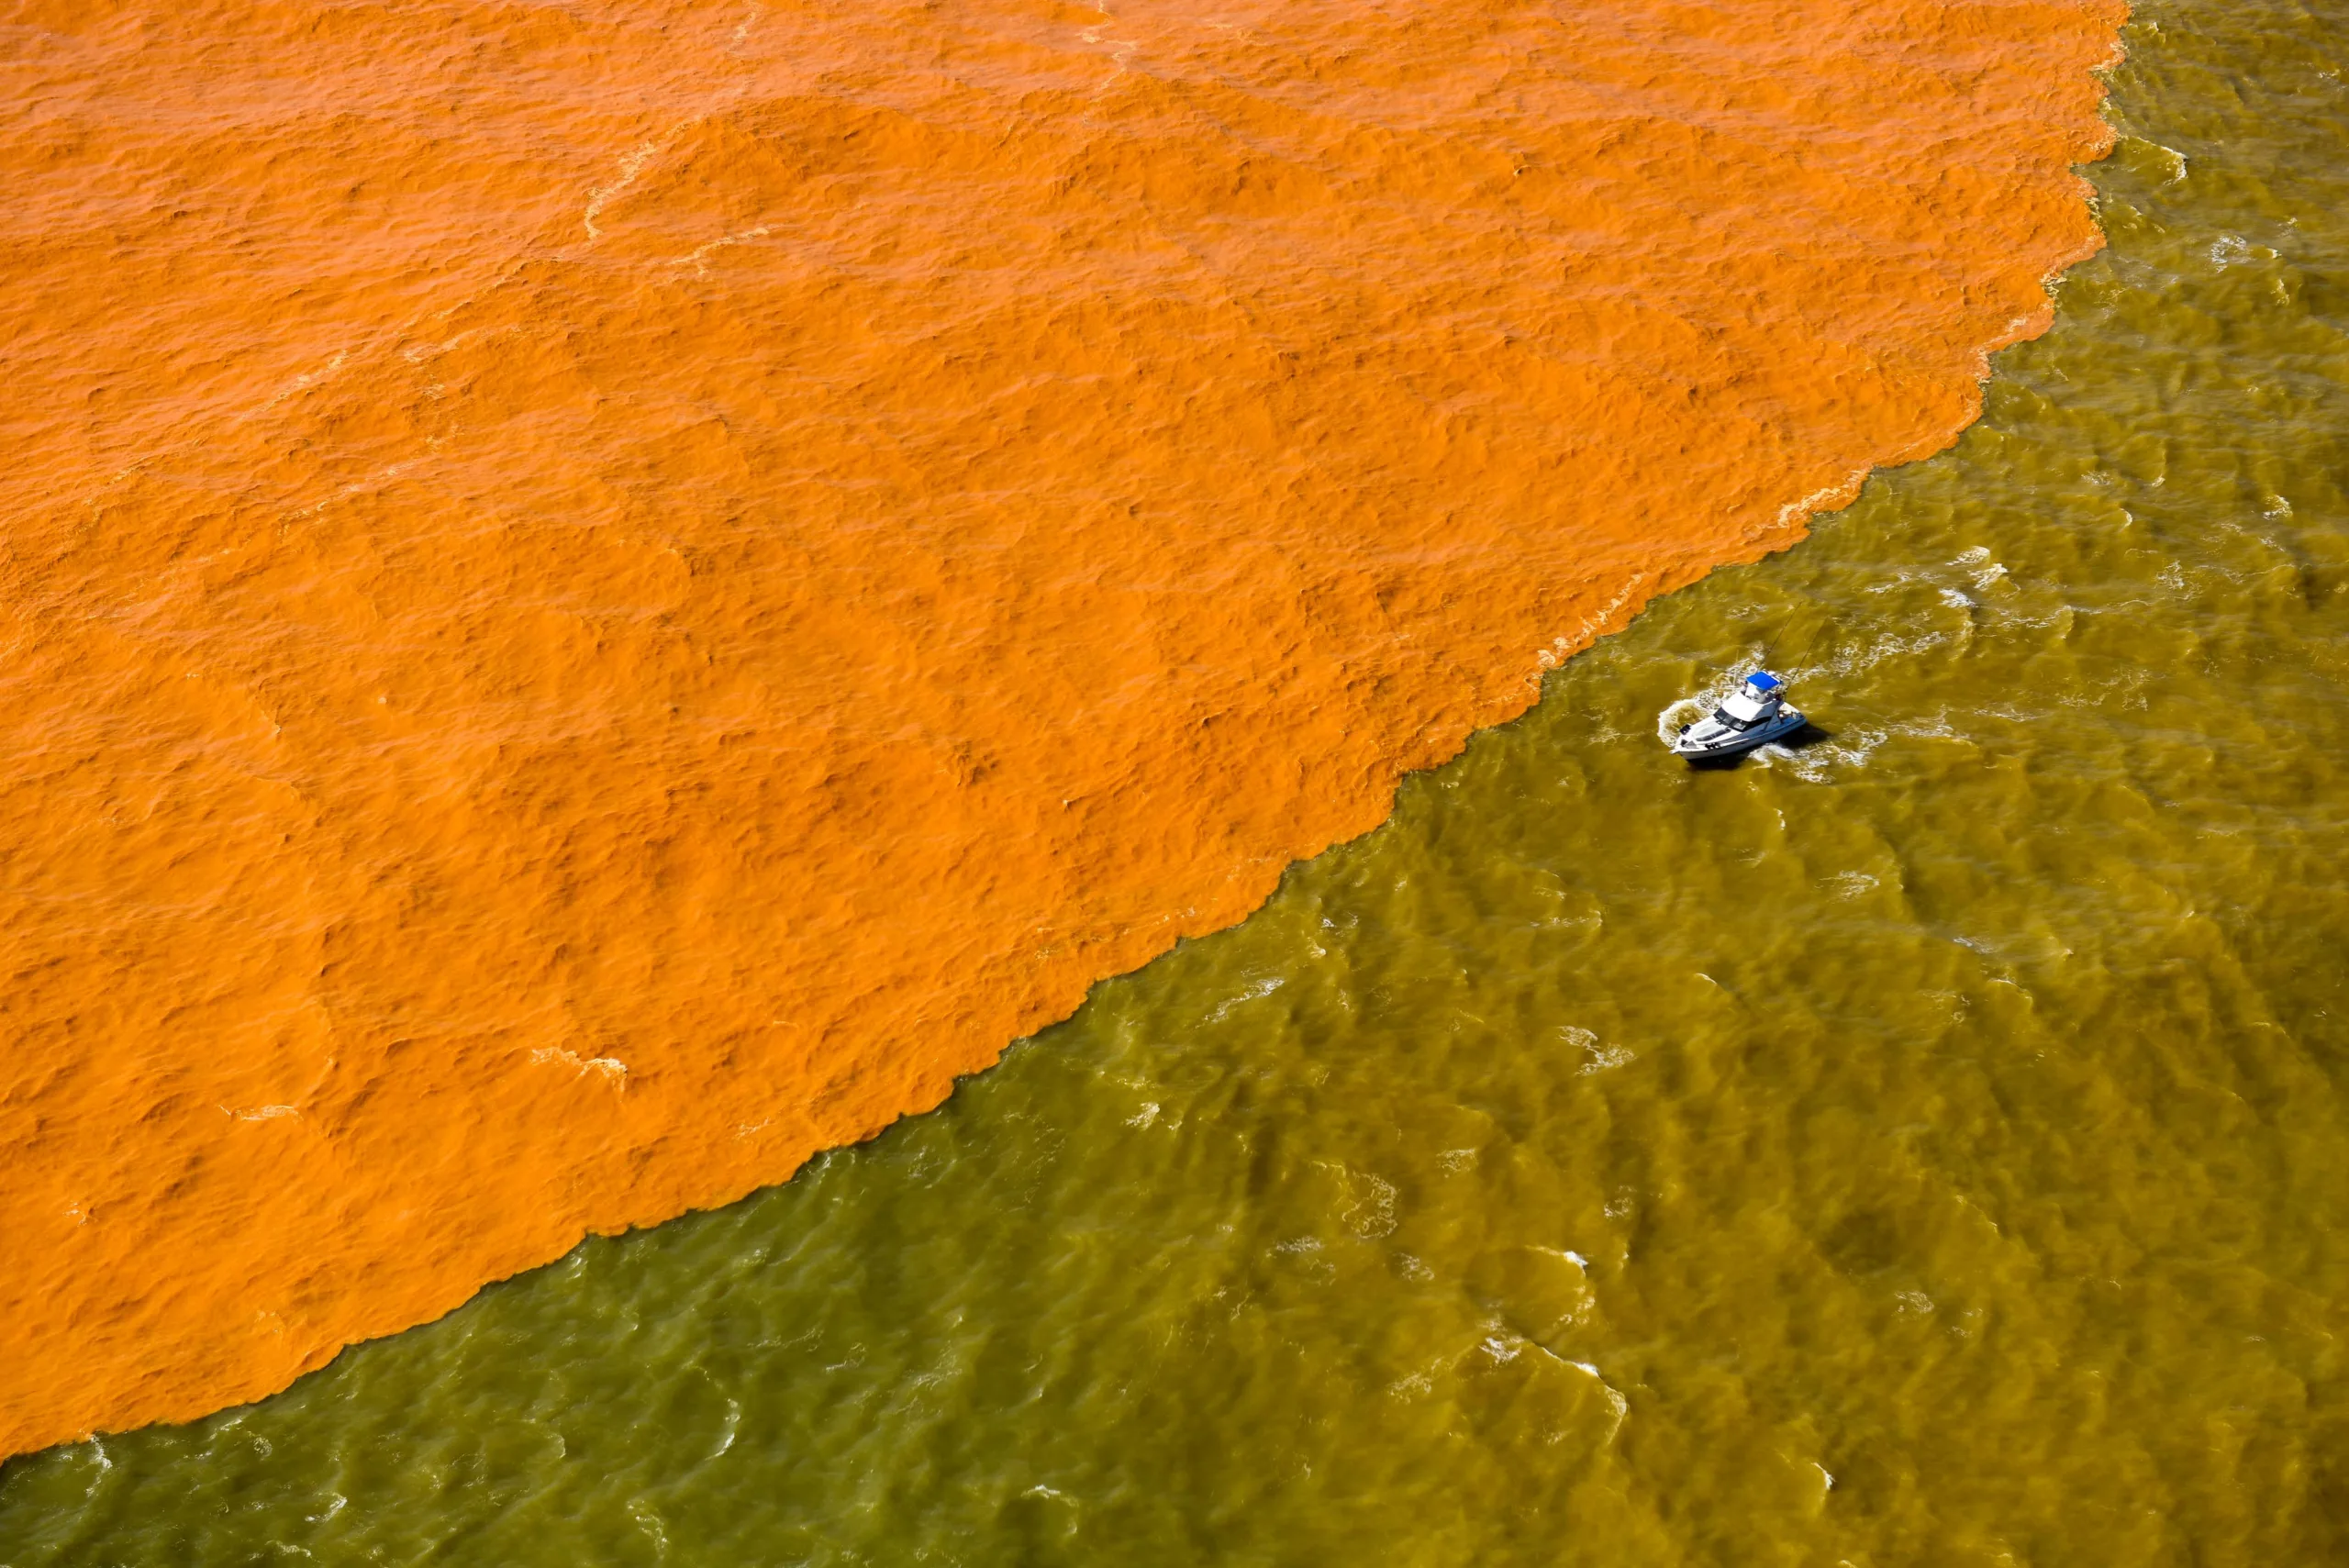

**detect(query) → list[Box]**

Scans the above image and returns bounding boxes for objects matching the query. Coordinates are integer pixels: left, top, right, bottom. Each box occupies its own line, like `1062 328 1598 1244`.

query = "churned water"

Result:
0 0 2118 1448
6 0 2349 1561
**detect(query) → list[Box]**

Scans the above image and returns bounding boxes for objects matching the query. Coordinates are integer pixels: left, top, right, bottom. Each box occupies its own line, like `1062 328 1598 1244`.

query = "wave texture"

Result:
0 0 2121 1455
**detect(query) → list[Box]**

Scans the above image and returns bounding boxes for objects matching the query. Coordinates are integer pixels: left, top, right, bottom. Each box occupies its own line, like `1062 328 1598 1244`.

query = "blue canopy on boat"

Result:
1745 671 1784 692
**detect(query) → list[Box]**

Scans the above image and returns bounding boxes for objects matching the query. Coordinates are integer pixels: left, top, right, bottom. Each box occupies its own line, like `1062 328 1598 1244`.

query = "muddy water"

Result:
7 0 2349 1562
0 0 2120 1454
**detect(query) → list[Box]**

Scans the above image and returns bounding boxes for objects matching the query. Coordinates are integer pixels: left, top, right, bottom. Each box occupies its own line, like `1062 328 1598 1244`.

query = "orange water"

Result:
0 0 2121 1456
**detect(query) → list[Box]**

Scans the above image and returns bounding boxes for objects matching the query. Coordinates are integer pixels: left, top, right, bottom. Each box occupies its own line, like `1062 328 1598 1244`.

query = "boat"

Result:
1668 670 1806 760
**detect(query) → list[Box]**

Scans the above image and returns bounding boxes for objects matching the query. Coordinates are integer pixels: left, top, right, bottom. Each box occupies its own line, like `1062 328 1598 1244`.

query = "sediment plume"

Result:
0 0 2121 1457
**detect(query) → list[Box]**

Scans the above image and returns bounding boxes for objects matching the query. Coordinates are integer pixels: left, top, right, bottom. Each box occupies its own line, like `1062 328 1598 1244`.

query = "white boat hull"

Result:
1668 706 1807 760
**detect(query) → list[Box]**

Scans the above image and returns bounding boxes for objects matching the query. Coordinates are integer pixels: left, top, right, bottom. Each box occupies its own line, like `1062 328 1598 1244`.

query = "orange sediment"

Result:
0 0 2122 1456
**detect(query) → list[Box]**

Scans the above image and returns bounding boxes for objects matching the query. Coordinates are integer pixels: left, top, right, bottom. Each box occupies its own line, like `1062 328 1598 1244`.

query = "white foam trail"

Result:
1207 973 1285 1021
584 139 662 240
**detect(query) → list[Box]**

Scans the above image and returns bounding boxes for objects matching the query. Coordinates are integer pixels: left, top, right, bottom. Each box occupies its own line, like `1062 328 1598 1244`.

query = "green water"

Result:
9 1 2349 1562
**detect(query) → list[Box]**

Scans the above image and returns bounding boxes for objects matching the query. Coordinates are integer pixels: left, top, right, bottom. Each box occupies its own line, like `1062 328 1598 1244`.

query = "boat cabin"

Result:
1715 671 1785 728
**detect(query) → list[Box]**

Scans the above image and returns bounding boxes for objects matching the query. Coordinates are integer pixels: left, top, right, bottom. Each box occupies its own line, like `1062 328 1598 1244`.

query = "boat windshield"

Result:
1711 706 1751 731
